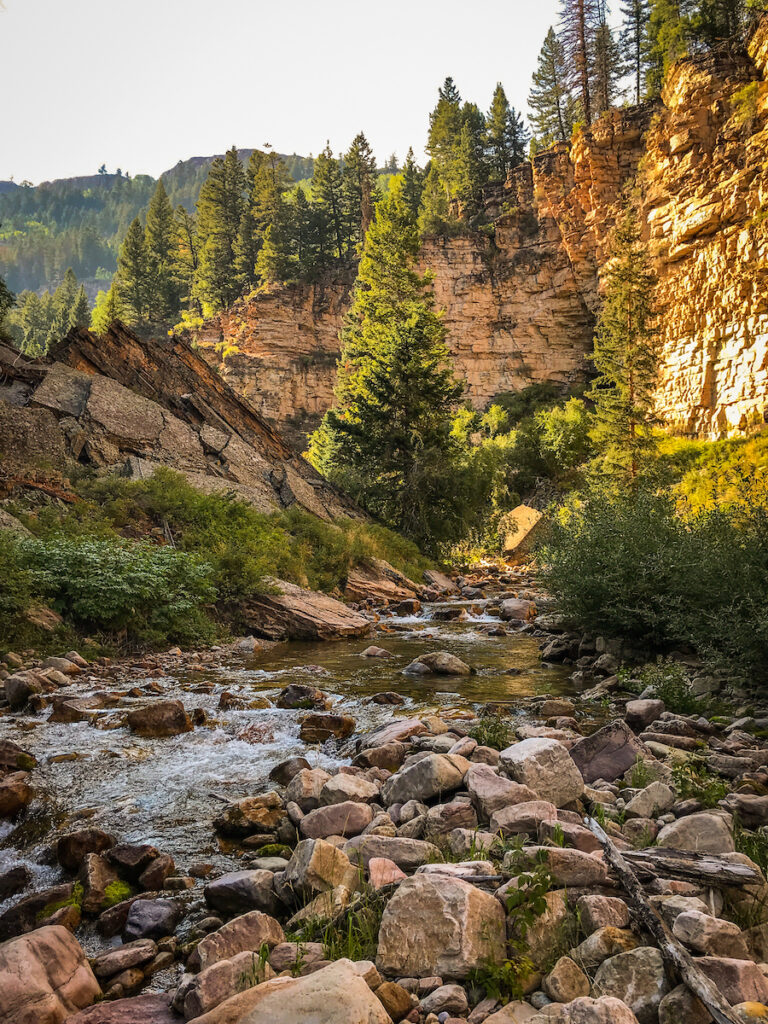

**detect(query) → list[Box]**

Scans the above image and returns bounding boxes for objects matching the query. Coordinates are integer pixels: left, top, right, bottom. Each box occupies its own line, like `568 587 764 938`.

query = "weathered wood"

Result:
622 847 763 887
586 816 742 1024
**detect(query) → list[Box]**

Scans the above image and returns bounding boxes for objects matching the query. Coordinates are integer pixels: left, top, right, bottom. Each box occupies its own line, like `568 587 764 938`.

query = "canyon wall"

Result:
194 19 768 440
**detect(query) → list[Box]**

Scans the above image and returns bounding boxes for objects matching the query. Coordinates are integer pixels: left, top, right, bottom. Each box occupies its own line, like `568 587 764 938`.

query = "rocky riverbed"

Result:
3 566 768 1024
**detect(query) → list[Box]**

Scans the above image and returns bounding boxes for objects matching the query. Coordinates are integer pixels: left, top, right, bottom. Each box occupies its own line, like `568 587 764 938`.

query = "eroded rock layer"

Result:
195 20 768 439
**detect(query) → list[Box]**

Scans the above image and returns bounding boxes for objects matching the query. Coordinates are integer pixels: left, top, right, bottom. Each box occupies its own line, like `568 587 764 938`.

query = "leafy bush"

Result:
470 714 513 750
21 535 216 644
672 761 729 808
638 661 699 714
541 486 768 683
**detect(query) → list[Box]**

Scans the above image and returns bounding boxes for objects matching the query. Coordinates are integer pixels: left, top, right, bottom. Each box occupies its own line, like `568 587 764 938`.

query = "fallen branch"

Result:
622 847 763 888
586 816 742 1024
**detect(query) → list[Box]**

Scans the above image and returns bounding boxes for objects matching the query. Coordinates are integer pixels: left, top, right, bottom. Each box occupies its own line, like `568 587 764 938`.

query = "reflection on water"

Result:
0 606 572 893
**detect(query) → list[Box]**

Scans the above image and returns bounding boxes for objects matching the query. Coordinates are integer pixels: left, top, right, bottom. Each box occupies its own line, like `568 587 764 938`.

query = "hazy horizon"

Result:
2 0 571 184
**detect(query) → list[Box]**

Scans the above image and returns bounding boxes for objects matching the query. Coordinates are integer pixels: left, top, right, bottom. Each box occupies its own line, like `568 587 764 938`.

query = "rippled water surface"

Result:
0 603 572 908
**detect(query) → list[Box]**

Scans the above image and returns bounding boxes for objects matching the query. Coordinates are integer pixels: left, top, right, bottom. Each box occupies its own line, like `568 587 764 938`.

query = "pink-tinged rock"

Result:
490 800 558 836
0 924 101 1024
593 947 670 1024
499 738 584 807
576 895 630 934
569 721 649 784
66 994 177 1023
376 873 506 979
506 846 609 887
369 857 407 888
0 772 32 818
300 800 374 839
527 996 641 1023
466 763 538 820
538 819 603 853
696 957 768 1005
188 911 284 972
672 909 750 958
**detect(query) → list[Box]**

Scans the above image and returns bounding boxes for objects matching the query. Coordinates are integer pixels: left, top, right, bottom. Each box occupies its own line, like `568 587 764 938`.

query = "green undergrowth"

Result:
0 466 432 651
101 879 133 909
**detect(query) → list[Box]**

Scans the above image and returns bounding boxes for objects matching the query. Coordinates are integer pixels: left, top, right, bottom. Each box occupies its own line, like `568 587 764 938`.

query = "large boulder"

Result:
0 772 33 818
500 739 584 807
300 801 373 839
188 911 284 972
187 958 390 1023
243 579 372 641
281 839 358 901
593 947 671 1024
490 800 558 837
344 557 420 603
624 782 674 820
67 994 177 1023
380 753 469 806
695 957 768 1004
656 812 735 854
403 651 472 676
0 925 101 1024
376 873 506 979
344 834 440 871
528 996 641 1023
213 793 284 837
568 721 649 784
176 951 274 1018
57 828 115 873
320 774 380 805
126 700 192 737
672 910 749 958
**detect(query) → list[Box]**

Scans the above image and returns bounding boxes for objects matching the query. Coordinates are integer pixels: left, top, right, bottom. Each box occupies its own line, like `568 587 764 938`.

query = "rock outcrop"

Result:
0 324 360 521
193 20 768 440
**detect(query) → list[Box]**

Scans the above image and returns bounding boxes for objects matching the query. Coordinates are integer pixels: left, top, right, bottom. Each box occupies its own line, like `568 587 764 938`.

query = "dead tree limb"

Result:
586 816 742 1024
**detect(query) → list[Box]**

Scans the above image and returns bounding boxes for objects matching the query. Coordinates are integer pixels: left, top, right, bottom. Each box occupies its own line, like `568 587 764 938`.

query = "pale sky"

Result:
2 0 567 184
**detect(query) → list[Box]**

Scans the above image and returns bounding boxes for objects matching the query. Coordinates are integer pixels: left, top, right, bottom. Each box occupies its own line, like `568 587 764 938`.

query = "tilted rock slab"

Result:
500 738 584 808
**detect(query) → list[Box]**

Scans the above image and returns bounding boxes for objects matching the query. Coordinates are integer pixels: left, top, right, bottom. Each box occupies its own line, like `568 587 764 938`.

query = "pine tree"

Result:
529 28 578 146
312 145 346 260
255 199 297 288
401 148 424 219
560 0 601 125
621 0 652 103
173 206 200 315
194 147 246 313
246 148 292 245
69 285 90 329
591 19 622 116
589 197 658 484
342 132 379 250
454 104 488 218
309 192 465 548
234 206 261 291
427 77 464 198
645 0 694 95
116 217 151 324
417 163 452 234
90 284 124 334
486 84 530 180
145 179 178 321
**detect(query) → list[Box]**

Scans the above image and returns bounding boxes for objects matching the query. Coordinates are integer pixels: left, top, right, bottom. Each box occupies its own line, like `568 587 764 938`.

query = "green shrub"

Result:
672 761 729 808
20 534 216 643
541 486 768 684
470 714 513 750
639 661 698 714
732 81 760 125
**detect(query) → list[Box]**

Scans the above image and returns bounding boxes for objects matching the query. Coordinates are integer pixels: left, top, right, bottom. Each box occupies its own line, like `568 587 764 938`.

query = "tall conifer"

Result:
145 179 178 321
194 147 246 312
529 28 578 145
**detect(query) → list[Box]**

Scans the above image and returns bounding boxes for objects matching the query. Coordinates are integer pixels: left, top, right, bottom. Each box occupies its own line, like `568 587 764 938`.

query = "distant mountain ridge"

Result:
0 150 315 296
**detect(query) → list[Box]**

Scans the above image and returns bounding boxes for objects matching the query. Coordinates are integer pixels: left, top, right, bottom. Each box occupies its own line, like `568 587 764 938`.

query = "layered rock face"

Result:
194 20 768 441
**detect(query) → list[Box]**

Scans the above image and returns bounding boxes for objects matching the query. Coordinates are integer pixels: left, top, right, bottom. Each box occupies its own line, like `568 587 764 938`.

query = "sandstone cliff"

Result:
194 18 768 440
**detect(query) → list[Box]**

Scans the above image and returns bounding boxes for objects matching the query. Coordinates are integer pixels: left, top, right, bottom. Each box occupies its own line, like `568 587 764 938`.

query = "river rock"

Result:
320 774 380 805
299 713 356 743
107 843 159 879
138 852 175 890
126 700 192 737
0 865 31 900
571 926 640 968
528 996 641 1024
369 857 407 888
268 941 325 973
67 994 178 1023
696 957 768 1004
0 739 36 771
425 799 478 835
624 781 674 819
300 800 373 839
178 950 274 1018
123 898 180 941
284 769 331 812
500 739 584 807
345 834 440 870
376 873 506 978
242 578 372 641
205 870 279 917
380 752 469 805
57 828 115 872
188 910 285 972
672 909 749 957
593 947 670 1024
466 763 538 820
543 956 591 1002
186 957 390 1023
0 882 76 940
376 980 413 1020
0 772 32 818
281 839 357 900
421 983 469 1015
568 721 648 784
268 756 311 786
656 812 735 853
4 672 43 710
91 938 158 979
490 800 558 836
499 598 536 621
354 742 409 772
576 895 630 934
522 890 569 967
345 557 420 603
0 924 101 1024
276 683 328 709
721 793 768 828
625 700 665 732
213 792 284 837
79 852 119 914
403 652 472 676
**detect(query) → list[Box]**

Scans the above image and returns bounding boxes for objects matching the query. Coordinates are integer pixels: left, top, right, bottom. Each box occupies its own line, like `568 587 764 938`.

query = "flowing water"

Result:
0 601 573 917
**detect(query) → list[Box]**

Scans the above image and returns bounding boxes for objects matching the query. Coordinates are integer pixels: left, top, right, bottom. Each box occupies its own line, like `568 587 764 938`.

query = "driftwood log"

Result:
586 816 743 1024
622 847 763 887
